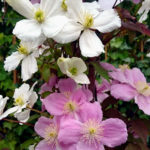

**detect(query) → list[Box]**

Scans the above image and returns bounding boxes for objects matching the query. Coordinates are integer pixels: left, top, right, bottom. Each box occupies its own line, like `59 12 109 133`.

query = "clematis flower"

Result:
96 79 110 103
4 40 47 81
138 0 150 22
110 67 150 115
53 0 121 57
57 57 90 84
34 116 74 150
0 95 9 115
0 83 38 122
6 0 68 41
58 102 128 150
42 78 90 119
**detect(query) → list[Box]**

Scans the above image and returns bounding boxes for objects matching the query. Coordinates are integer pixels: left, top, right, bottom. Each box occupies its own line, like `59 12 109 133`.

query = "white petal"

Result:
6 0 34 19
68 57 87 74
93 9 121 33
4 52 24 72
28 92 38 107
0 106 19 120
40 0 61 17
0 96 9 115
53 20 82 44
13 19 42 41
73 73 90 84
79 30 104 57
15 109 31 123
42 16 69 38
21 55 38 81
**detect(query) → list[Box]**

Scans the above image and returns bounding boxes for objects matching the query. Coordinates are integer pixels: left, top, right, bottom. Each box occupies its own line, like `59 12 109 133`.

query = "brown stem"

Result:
140 40 144 60
27 106 47 116
2 118 34 127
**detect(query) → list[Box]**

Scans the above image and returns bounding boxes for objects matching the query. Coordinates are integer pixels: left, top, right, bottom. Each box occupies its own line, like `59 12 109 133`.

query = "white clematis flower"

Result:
6 0 68 41
0 83 38 123
138 0 150 22
54 0 121 57
57 57 90 84
4 39 48 81
0 95 9 115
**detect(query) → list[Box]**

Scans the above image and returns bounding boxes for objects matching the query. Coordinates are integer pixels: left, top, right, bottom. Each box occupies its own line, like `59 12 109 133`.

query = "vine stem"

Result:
2 118 34 127
27 106 46 116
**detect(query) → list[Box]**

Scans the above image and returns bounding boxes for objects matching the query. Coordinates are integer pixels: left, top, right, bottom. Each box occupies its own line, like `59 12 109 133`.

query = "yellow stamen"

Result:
14 96 24 106
18 45 29 55
119 64 130 71
69 67 78 76
35 9 45 23
61 0 67 11
64 101 77 112
83 13 94 28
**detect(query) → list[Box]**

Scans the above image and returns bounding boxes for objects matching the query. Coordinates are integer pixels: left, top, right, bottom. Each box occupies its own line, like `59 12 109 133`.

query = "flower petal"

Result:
6 0 34 19
35 140 53 150
72 74 90 84
58 78 77 93
43 93 68 116
34 116 53 138
13 19 42 41
93 9 121 33
101 118 128 147
135 94 150 115
53 20 82 44
79 30 104 57
21 55 38 81
4 52 24 72
42 16 69 38
58 119 82 145
79 102 103 122
111 83 137 101
0 96 9 115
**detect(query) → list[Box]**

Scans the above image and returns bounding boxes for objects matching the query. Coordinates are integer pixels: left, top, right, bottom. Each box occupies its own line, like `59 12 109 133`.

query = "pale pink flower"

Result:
58 102 127 150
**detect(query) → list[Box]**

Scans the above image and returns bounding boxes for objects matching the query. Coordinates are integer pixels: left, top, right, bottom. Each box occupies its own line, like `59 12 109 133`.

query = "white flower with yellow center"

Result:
57 57 90 84
0 95 9 115
6 0 68 41
54 0 121 57
4 39 47 81
0 83 38 122
138 0 150 22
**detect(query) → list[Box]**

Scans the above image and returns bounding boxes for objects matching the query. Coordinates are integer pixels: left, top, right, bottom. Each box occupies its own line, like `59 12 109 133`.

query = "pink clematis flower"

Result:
96 79 111 103
58 102 128 150
42 78 90 119
30 0 40 4
110 67 150 115
34 116 74 150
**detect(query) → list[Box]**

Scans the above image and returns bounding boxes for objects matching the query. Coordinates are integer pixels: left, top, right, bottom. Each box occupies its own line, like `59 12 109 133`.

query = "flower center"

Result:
45 124 58 145
83 13 94 28
14 96 25 106
61 0 67 11
18 45 29 55
64 100 77 113
69 67 78 76
136 81 150 96
119 64 130 71
35 9 45 23
81 119 103 146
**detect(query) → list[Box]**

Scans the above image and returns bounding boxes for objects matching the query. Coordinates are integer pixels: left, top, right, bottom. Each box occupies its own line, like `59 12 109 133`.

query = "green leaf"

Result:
91 62 110 82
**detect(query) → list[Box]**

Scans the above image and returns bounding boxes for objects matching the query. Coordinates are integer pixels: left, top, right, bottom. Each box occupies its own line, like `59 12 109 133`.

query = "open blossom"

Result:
42 78 90 119
110 67 150 115
54 0 121 57
4 40 47 81
57 57 90 84
0 83 37 122
6 0 68 41
58 102 127 150
0 95 9 115
34 116 75 150
138 0 150 22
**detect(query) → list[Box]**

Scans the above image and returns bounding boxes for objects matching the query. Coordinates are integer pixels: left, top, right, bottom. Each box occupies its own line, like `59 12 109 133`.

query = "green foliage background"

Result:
0 1 150 150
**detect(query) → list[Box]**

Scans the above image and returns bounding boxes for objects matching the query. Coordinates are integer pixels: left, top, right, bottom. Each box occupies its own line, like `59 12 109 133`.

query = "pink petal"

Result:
43 93 68 116
135 94 150 115
58 78 77 93
31 0 40 4
79 102 103 122
34 117 53 138
97 93 109 103
100 62 117 71
58 119 82 145
101 118 128 147
111 84 137 101
82 86 93 102
35 140 55 150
